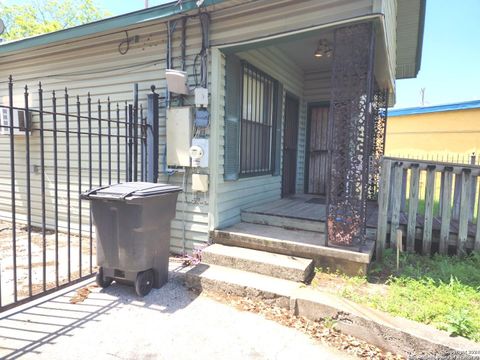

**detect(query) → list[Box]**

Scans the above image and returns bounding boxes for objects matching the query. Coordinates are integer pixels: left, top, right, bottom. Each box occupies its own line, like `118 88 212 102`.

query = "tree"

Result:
0 0 110 41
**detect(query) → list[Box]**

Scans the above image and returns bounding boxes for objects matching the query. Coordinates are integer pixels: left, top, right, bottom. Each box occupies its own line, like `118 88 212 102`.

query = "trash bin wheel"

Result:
96 267 113 288
135 269 154 297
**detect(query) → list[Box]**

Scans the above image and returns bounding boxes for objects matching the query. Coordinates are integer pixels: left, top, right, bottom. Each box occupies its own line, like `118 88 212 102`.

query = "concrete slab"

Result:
202 243 314 282
185 263 301 309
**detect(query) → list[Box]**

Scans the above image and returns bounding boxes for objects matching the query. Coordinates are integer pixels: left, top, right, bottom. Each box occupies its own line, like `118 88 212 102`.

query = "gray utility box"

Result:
81 182 181 296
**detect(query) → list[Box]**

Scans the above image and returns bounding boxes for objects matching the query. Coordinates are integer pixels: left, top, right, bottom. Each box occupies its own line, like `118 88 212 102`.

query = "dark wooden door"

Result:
307 106 329 195
282 95 299 197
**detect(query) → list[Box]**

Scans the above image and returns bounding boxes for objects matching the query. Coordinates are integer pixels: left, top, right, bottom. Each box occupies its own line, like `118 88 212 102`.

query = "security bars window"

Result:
240 62 276 176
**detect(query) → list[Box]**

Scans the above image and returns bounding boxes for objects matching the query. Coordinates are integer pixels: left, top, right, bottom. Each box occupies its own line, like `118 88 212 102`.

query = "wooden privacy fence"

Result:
376 157 480 259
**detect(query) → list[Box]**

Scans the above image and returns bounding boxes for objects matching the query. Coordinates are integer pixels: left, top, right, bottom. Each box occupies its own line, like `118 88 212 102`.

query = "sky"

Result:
394 0 480 109
97 0 172 13
2 0 480 109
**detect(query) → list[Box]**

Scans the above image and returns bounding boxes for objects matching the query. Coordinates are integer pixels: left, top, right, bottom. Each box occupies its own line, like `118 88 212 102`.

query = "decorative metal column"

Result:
368 87 389 200
326 22 376 249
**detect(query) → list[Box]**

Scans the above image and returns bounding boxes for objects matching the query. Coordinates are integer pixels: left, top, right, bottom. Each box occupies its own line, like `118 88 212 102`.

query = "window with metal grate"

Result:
240 62 278 177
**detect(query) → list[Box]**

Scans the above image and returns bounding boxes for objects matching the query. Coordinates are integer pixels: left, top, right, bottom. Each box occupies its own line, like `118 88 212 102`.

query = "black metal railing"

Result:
0 76 153 311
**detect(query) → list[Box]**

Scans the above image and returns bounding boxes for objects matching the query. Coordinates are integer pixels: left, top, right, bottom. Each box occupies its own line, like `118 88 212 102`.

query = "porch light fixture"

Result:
314 40 332 59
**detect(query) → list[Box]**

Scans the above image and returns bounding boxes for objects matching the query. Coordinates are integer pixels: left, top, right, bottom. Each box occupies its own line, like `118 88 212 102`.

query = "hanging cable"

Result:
194 12 210 88
118 31 131 55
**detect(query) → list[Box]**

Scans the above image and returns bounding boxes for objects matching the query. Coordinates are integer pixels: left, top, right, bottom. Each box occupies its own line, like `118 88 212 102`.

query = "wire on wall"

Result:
193 13 210 88
118 31 131 55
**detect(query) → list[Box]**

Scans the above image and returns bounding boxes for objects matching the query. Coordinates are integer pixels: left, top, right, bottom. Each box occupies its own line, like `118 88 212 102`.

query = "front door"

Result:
282 94 299 197
307 106 329 195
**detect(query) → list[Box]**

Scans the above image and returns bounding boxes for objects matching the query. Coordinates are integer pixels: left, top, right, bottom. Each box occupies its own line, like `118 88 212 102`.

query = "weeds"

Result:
313 250 480 342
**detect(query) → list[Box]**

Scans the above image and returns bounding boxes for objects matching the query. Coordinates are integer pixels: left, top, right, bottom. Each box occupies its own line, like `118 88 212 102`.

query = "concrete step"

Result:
211 222 326 258
241 210 325 233
202 243 314 282
210 222 374 276
185 263 301 309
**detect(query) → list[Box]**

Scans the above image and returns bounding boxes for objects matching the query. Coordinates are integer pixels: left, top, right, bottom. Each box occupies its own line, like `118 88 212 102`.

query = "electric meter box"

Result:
165 69 189 95
191 138 209 168
194 87 209 107
192 174 209 192
166 107 193 167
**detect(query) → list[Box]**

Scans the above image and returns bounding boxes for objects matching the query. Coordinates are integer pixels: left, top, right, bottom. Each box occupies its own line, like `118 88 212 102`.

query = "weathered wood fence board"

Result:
422 166 436 255
389 164 403 249
376 159 392 261
376 157 480 259
406 165 420 252
457 169 472 255
439 169 453 254
476 192 480 251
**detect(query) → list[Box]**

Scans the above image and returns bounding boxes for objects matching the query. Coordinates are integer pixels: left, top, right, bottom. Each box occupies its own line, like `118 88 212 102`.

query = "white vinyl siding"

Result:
0 0 399 249
215 45 304 228
0 14 209 254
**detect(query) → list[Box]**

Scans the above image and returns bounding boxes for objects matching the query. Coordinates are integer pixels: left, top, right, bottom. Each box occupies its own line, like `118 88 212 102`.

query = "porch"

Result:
211 169 479 275
210 195 377 276
211 19 391 274
215 19 390 241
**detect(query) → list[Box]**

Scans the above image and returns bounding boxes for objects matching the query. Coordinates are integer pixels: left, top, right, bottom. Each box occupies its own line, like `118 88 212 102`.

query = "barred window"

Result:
240 62 277 177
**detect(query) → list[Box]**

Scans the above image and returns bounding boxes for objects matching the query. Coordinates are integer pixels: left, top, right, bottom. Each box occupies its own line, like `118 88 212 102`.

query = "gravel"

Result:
0 267 353 360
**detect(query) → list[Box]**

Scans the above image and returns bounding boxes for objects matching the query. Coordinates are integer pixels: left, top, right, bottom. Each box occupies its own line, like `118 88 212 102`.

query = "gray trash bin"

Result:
81 182 181 296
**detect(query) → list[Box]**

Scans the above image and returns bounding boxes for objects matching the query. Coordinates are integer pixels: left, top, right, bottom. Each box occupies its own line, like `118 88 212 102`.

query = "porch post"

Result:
326 22 376 250
368 88 389 200
146 88 159 183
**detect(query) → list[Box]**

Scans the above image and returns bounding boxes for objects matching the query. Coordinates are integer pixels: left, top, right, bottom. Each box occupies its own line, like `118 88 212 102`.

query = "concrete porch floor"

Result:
0 260 352 360
243 194 379 229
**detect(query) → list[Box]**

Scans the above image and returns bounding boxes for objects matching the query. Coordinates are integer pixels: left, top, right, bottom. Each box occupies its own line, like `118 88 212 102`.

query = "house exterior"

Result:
0 0 425 255
386 100 480 163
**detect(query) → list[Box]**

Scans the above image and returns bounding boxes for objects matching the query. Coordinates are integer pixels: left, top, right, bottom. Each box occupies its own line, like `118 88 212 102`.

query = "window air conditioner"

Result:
0 108 31 135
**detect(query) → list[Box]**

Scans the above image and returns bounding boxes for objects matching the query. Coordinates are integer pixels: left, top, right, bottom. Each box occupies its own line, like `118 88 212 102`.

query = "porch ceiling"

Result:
274 32 333 73
269 27 391 92
224 19 394 95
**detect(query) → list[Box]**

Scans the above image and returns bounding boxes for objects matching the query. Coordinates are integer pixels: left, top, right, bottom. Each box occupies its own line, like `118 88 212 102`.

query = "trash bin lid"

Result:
82 182 182 201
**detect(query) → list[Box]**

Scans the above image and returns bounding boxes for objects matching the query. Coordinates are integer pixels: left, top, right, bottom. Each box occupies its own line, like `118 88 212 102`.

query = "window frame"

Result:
239 61 278 178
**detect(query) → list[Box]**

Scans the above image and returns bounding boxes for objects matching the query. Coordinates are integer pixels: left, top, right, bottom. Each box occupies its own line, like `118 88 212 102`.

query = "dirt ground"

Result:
0 220 95 306
311 269 389 299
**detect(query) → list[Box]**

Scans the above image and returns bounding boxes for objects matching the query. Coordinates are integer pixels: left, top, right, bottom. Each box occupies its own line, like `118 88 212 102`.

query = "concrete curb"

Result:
185 264 480 359
291 287 480 359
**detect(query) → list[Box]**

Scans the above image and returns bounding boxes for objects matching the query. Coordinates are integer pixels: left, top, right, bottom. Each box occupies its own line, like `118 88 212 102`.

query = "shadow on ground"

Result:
0 262 196 360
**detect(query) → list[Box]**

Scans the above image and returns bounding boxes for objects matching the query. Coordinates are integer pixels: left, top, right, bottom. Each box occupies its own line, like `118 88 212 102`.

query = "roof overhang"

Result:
389 100 480 117
0 0 225 55
395 0 426 79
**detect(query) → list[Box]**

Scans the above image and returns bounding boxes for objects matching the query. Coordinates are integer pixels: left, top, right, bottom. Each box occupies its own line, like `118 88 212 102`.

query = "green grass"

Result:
314 250 480 342
411 198 440 216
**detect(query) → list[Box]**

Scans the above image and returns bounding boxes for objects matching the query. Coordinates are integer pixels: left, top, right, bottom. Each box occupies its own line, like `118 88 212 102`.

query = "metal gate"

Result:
0 77 157 311
282 94 299 197
306 106 329 195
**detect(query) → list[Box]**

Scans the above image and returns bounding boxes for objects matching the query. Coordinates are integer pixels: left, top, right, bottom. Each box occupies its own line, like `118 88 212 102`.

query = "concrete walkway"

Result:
0 264 352 360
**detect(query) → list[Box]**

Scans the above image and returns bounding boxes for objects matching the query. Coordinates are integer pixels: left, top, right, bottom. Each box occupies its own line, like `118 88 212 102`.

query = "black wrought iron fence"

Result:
0 76 155 311
385 152 480 167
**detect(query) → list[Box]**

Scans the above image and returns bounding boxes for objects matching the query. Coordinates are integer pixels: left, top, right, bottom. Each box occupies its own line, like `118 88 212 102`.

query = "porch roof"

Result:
0 0 225 55
389 99 480 116
396 0 426 79
0 0 426 80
